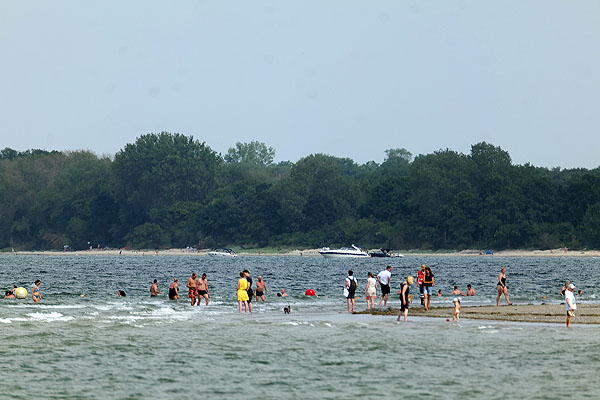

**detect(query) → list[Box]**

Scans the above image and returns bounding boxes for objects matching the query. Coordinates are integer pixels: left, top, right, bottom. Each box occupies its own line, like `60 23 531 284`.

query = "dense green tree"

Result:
224 141 275 166
112 132 222 237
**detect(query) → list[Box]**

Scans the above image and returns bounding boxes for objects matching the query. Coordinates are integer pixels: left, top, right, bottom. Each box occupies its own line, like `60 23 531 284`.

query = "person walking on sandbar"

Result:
377 266 392 306
397 276 414 322
496 267 513 306
565 283 576 327
345 270 357 313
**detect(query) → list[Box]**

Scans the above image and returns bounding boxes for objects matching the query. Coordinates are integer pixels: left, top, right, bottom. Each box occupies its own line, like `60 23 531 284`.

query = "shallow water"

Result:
1 254 598 399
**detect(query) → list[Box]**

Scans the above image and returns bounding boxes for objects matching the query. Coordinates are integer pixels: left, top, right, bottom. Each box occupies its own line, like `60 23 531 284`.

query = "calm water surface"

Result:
1 254 599 399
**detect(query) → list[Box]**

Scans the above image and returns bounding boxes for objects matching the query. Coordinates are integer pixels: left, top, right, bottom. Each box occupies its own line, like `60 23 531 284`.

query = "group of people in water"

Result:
3 280 41 302
146 270 285 313
3 265 582 327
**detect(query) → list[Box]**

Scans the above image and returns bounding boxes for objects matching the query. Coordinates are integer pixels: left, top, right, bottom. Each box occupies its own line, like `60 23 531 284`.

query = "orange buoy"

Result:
305 289 315 296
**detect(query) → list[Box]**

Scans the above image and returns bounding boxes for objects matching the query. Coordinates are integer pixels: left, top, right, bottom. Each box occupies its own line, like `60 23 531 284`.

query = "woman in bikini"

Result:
32 279 41 303
496 267 513 306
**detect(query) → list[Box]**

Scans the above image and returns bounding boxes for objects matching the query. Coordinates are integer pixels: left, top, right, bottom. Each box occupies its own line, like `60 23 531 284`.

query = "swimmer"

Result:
453 298 461 322
559 281 569 296
280 288 288 297
577 289 583 297
4 290 15 299
437 289 442 297
466 284 475 296
118 290 126 297
187 272 197 306
255 276 267 302
196 273 209 306
32 280 41 303
169 278 180 300
150 279 161 297
451 286 465 296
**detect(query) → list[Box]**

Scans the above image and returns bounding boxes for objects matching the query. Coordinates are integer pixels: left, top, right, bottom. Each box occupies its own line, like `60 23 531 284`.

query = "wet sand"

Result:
358 303 600 324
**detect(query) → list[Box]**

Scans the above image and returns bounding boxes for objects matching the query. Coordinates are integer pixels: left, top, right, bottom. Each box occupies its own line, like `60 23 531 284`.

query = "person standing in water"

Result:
255 276 267 302
150 279 161 297
417 264 425 306
196 273 209 306
169 278 180 300
32 280 41 303
187 273 197 306
496 267 513 306
237 272 249 313
243 269 253 312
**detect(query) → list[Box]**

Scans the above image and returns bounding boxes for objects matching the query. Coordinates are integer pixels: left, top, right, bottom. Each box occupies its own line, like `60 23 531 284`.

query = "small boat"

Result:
318 244 369 258
369 248 405 258
207 248 237 257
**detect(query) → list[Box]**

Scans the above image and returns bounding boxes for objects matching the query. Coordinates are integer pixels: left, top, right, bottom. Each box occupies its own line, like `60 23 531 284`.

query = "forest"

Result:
1 132 600 251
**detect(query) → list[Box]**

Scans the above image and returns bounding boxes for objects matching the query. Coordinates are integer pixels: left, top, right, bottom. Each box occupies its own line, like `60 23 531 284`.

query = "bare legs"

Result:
238 300 248 313
496 285 512 306
347 297 355 313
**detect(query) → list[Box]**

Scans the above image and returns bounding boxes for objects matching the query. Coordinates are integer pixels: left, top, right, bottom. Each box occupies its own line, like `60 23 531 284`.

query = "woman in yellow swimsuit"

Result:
32 279 41 303
237 272 249 313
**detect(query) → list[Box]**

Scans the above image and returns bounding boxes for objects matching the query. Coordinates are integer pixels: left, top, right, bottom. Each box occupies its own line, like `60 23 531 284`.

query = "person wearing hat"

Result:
397 276 414 322
565 283 577 327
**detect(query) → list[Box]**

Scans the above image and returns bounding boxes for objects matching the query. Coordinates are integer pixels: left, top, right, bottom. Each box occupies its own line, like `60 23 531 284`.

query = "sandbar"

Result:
358 303 600 324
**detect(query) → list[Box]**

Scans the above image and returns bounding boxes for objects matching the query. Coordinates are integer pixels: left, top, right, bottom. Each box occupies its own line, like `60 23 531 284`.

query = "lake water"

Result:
1 254 599 399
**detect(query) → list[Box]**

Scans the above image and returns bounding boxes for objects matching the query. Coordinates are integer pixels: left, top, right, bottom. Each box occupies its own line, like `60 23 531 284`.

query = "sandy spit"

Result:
357 303 600 324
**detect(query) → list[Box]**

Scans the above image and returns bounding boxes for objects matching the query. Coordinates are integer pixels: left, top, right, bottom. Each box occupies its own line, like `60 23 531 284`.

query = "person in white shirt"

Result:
377 266 392 306
565 283 577 327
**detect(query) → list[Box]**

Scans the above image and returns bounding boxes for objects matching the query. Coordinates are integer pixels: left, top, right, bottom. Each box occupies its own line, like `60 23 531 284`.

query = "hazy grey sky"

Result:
1 1 598 168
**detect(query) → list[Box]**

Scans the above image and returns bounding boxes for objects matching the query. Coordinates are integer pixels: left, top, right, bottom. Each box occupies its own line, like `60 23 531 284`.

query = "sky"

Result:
1 1 599 169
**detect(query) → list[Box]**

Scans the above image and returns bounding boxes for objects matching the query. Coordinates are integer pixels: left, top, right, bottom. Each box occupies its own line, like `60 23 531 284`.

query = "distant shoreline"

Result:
2 248 600 257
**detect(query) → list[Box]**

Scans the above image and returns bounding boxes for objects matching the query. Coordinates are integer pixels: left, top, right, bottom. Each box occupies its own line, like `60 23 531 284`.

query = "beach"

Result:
7 247 600 257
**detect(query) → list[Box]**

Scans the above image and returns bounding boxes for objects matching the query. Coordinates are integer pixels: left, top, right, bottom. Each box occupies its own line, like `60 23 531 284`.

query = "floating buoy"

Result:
446 318 450 322
15 287 27 299
542 296 546 299
305 289 315 296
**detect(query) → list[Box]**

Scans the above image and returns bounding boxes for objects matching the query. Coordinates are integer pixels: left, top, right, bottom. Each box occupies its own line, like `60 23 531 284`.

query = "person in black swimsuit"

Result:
397 276 414 322
496 267 513 306
168 278 180 300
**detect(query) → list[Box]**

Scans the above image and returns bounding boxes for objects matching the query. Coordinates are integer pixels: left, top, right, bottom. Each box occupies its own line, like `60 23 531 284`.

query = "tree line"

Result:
1 133 599 251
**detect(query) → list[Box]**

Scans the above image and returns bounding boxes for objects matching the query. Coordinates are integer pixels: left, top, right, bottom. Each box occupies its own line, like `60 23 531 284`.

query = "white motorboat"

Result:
207 248 237 257
318 244 369 258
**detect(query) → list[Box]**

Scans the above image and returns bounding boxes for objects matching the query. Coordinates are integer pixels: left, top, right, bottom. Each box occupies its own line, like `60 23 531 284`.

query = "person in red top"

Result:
417 264 425 306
